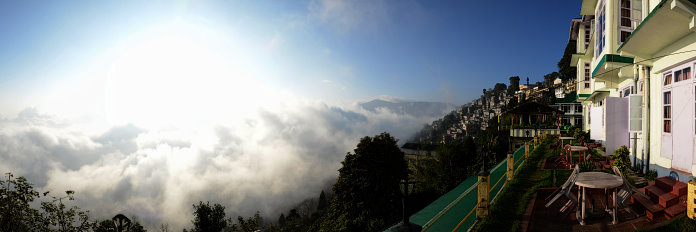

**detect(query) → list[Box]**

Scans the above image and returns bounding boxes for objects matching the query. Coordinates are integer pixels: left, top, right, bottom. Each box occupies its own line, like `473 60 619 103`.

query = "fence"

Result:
389 139 538 232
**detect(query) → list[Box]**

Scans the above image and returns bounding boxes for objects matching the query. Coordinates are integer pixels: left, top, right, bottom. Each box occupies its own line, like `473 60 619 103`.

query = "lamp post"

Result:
392 179 421 232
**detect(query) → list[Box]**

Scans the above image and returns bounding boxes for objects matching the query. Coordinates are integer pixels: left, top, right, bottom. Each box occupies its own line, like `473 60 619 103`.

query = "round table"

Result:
574 172 623 225
570 146 589 165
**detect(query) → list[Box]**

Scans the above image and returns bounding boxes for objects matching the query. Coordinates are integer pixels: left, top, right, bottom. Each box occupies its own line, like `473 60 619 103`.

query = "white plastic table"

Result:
574 172 623 225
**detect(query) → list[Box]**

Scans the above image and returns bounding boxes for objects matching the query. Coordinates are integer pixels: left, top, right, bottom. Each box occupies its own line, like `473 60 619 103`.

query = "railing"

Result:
410 139 538 232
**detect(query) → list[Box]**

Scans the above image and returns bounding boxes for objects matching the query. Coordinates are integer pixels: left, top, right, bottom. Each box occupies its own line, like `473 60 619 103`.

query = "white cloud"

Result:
0 95 443 230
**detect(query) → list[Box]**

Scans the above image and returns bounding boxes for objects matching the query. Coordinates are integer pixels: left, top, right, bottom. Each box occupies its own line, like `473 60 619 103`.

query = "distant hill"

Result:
359 99 455 118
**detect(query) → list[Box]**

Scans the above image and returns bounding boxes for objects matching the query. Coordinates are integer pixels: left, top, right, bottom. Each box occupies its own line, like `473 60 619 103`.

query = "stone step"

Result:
633 192 664 221
645 185 680 208
664 203 686 219
655 176 687 196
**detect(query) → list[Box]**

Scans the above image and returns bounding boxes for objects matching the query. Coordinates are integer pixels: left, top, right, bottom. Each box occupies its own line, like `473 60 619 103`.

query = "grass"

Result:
471 138 558 232
637 216 696 232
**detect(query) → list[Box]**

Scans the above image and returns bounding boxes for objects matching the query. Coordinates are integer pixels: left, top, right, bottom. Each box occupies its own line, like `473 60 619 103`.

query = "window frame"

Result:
595 0 606 58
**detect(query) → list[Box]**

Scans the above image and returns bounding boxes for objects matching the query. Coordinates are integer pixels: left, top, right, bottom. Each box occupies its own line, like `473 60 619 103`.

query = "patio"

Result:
525 188 682 232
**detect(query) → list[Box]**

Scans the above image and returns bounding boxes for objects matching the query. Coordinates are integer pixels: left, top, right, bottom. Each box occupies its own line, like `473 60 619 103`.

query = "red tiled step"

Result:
645 185 679 208
664 203 686 219
633 192 664 221
655 176 687 196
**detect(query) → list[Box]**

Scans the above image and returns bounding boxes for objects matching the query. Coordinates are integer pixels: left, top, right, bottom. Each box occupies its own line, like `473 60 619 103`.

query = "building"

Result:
507 102 562 149
552 92 583 130
570 0 696 179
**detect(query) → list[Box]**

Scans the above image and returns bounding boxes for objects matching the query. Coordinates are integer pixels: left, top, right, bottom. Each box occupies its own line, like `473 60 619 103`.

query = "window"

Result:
619 0 642 44
584 23 591 49
595 0 606 58
562 105 570 113
664 73 672 86
674 67 691 82
584 63 591 88
664 91 671 133
575 105 582 112
575 117 583 126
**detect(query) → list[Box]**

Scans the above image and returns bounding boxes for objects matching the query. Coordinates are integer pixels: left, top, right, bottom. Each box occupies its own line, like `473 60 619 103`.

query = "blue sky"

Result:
0 0 582 111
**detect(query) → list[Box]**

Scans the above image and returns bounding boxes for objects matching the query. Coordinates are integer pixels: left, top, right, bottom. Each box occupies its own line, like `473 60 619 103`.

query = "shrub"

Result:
579 161 595 172
646 169 658 181
611 145 630 172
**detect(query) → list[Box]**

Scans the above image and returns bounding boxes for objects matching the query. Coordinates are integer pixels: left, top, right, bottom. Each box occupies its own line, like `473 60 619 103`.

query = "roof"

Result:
505 102 563 115
555 91 578 103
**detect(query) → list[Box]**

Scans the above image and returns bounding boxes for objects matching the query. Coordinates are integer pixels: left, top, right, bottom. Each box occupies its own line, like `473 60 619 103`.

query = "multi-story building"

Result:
570 0 696 179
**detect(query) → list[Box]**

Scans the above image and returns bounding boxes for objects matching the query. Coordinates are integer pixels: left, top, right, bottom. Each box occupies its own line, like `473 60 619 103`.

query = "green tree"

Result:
317 191 327 212
0 173 42 231
558 41 577 81
318 132 408 232
278 213 286 227
191 201 227 232
507 76 520 95
230 211 262 232
416 139 475 194
494 83 507 92
92 219 116 232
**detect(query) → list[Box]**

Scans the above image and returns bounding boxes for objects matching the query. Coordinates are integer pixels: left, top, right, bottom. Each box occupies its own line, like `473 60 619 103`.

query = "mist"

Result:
0 97 451 230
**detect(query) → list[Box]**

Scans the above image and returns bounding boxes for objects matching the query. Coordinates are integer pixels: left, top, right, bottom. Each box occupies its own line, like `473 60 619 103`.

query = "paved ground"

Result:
527 188 679 232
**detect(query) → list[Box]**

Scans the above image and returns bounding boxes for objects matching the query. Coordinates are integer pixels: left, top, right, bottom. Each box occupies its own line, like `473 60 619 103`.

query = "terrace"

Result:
389 135 693 232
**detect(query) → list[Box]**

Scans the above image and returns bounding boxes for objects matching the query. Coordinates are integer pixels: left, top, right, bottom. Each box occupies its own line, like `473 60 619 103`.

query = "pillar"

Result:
525 142 529 158
477 170 490 219
688 178 696 219
507 153 514 181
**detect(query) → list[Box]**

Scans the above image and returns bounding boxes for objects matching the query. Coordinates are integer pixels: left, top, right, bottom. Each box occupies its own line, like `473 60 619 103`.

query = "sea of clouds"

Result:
0 98 450 230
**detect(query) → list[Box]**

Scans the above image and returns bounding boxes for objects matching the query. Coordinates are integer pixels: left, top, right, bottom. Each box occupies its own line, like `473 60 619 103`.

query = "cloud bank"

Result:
0 97 447 230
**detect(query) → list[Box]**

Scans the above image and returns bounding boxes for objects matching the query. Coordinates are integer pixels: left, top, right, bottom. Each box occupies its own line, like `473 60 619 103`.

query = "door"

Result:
672 84 693 172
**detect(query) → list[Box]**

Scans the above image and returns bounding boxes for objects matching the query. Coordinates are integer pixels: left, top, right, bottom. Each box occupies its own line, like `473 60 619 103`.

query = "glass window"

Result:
596 1 606 58
664 73 672 86
664 91 671 133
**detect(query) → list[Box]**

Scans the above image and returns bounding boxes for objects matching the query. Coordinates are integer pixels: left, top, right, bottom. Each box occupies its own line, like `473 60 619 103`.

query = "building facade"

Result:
571 0 696 179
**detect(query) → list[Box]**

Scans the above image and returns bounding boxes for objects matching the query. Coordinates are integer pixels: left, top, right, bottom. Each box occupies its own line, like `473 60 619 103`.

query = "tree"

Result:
0 173 42 231
416 139 475 194
1 173 92 232
278 213 286 227
558 41 577 81
230 211 262 232
494 83 507 92
507 76 520 95
318 132 408 232
317 191 327 212
191 201 227 232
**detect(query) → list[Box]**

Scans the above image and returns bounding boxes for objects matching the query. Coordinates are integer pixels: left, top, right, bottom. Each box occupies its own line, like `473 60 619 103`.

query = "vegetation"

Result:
415 137 477 195
646 169 658 181
612 145 631 172
315 132 407 232
472 137 555 231
0 173 92 232
578 161 595 172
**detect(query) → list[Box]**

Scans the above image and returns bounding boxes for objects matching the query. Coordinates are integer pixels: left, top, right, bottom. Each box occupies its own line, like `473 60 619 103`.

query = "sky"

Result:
0 0 583 230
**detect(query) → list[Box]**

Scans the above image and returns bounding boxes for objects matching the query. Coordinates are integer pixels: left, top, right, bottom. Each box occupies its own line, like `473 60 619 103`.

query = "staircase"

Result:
632 176 687 220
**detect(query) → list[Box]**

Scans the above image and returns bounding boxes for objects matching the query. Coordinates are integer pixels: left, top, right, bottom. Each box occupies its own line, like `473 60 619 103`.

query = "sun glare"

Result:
105 23 267 129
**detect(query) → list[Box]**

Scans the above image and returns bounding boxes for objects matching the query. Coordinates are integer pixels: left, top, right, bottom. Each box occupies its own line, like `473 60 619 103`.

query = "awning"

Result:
617 0 696 57
582 90 610 102
592 54 635 79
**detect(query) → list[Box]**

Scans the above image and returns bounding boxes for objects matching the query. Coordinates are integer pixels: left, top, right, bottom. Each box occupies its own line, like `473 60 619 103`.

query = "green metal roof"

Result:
556 91 578 103
591 54 634 78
